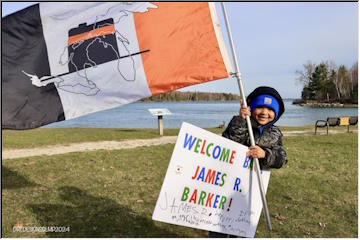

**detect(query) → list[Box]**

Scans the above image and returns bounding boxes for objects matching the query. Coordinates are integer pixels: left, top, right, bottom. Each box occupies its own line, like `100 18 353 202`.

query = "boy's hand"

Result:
240 99 251 119
246 145 266 159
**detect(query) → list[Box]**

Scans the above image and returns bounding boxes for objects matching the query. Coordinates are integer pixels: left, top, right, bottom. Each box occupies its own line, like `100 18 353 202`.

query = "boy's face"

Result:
252 107 275 125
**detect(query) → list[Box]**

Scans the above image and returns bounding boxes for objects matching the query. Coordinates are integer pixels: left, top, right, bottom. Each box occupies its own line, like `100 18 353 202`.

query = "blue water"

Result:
45 100 358 128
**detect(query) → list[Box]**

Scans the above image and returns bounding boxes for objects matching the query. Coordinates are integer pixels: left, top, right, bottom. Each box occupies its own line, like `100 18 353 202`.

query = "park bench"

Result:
315 116 358 135
345 116 358 132
315 117 339 135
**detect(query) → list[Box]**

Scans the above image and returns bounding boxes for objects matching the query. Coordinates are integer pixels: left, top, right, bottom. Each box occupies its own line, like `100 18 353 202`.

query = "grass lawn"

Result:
4 125 357 149
2 130 358 237
2 128 177 149
2 127 226 149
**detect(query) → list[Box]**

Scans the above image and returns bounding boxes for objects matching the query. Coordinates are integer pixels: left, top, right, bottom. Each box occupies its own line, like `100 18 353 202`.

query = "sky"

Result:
2 2 358 98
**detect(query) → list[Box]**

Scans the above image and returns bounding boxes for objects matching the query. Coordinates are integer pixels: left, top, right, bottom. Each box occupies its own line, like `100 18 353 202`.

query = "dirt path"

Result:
2 129 356 160
2 136 178 160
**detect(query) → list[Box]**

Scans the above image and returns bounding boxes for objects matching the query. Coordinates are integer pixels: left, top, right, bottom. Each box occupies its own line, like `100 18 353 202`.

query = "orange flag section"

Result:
134 2 229 95
68 25 116 46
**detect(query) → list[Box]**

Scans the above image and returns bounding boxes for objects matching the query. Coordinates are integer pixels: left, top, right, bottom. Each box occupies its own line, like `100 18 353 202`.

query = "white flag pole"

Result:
221 2 272 231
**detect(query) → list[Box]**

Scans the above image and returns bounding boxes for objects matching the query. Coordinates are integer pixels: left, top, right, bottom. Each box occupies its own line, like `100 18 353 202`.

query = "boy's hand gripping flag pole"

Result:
221 3 272 231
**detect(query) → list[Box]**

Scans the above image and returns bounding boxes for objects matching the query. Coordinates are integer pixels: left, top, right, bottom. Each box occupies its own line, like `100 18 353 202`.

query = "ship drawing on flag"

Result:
22 3 157 96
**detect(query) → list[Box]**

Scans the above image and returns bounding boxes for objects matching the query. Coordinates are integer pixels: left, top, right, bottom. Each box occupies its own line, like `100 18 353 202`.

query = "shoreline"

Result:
292 100 358 108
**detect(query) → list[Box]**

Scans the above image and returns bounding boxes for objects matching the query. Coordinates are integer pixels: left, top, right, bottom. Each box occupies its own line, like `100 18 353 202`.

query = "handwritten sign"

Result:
152 122 270 237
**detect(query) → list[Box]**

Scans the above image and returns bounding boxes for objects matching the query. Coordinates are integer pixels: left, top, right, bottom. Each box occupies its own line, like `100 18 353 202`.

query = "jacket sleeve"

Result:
260 129 288 169
222 116 250 146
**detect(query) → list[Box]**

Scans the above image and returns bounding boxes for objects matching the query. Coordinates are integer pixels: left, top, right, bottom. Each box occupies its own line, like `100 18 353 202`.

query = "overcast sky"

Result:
2 2 358 98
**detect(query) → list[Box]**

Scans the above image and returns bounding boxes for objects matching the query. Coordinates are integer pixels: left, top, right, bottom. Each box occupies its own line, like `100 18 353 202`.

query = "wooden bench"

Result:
315 116 358 135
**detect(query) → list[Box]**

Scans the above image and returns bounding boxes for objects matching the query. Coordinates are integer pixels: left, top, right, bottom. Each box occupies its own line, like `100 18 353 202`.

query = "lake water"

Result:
45 100 358 128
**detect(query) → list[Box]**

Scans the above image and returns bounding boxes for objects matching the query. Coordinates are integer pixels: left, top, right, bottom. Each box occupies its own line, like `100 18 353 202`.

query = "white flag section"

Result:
152 122 271 237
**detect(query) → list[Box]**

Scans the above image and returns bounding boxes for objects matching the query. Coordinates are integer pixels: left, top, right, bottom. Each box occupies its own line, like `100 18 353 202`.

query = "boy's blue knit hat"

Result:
250 94 280 118
247 86 285 123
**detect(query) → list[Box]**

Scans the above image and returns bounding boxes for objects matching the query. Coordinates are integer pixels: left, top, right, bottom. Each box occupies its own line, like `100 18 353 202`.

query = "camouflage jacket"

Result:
222 115 288 169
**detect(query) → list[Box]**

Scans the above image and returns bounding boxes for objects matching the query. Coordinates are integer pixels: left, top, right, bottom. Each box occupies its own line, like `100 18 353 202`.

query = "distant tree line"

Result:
140 91 240 102
296 61 358 103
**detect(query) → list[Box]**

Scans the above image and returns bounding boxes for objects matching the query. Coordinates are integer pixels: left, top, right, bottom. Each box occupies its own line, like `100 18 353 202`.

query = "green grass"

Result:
2 132 358 237
257 133 358 237
4 125 355 149
1 128 225 149
2 128 172 149
279 125 314 131
279 124 357 132
2 144 204 237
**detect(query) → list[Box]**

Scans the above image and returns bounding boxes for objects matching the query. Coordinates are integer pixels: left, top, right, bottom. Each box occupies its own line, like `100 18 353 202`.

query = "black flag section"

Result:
68 19 120 73
2 4 65 130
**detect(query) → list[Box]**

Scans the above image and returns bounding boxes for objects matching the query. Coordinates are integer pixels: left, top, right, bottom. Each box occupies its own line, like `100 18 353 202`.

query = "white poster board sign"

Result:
152 122 271 237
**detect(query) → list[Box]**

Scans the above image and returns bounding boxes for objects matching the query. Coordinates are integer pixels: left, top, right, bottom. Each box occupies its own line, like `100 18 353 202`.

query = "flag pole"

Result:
221 2 272 231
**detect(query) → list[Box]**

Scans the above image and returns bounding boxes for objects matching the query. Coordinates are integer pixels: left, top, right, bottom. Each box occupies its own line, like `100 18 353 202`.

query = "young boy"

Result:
209 86 288 238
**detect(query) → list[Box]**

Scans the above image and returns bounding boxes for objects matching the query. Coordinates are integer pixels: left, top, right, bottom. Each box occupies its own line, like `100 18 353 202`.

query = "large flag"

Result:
2 2 232 130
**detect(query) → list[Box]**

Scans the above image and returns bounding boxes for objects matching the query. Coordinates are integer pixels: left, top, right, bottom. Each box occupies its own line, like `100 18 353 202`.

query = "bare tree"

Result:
295 60 316 87
328 69 340 100
349 62 358 95
337 65 351 99
325 61 341 100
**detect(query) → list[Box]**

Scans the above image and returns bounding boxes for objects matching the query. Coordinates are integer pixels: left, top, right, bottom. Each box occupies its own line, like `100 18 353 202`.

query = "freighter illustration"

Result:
67 18 120 73
24 16 150 95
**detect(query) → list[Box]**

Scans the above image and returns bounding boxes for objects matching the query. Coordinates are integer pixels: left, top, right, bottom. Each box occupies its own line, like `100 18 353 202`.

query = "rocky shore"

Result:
292 99 358 108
